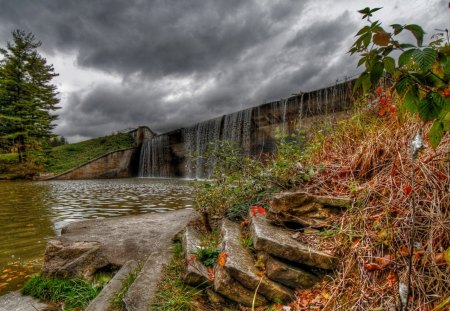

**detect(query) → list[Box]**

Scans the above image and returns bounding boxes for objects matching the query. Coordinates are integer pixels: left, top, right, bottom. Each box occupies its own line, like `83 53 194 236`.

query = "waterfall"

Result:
138 135 172 177
184 116 223 178
138 80 355 179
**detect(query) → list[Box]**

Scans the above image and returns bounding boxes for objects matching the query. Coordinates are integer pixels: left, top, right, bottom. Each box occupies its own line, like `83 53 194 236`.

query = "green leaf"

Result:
443 112 450 131
362 73 372 93
353 73 364 93
403 87 420 113
383 56 396 74
390 24 404 35
399 43 416 49
357 57 366 68
429 120 444 148
398 49 416 67
418 94 442 121
370 62 384 84
356 25 371 36
395 75 413 95
405 24 425 46
362 32 372 49
412 48 438 71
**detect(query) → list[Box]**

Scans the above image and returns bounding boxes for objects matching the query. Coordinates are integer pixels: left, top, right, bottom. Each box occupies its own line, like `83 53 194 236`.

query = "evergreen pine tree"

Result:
0 30 59 162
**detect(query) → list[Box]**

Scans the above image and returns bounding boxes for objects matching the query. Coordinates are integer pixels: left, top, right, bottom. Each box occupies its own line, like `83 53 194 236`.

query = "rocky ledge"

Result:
182 191 351 307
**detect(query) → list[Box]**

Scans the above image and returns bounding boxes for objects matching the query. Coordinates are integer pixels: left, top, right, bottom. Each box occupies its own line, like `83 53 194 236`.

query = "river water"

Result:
0 178 193 295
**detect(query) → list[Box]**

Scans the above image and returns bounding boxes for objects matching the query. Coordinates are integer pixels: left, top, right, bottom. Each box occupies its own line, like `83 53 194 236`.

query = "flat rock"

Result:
263 254 319 289
214 265 267 307
58 209 196 266
221 219 293 302
86 260 138 311
268 192 351 228
0 291 48 311
251 216 337 270
44 209 196 311
182 227 212 286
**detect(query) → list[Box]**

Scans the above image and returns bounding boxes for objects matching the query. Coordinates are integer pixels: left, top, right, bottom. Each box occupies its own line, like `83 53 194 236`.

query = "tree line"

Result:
0 30 60 161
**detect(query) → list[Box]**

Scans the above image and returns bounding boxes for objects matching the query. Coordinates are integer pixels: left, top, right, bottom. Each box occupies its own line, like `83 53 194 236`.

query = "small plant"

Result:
196 247 221 267
22 275 101 310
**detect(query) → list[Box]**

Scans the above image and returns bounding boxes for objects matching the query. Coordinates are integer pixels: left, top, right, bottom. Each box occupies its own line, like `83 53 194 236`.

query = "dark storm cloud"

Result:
0 0 365 141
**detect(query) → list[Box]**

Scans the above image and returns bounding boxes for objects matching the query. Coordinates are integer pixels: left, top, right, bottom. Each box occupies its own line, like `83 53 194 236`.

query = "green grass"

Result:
0 153 19 164
111 265 141 310
44 133 136 174
151 242 207 311
22 275 101 310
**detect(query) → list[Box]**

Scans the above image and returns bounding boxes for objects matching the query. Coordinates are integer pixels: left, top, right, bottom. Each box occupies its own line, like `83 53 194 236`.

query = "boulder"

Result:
42 240 109 280
268 192 351 228
214 264 267 307
251 216 337 270
221 219 293 302
262 254 319 289
182 226 212 286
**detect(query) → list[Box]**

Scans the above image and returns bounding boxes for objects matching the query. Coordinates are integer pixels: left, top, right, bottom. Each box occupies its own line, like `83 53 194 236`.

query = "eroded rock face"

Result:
42 240 109 280
221 219 293 302
262 254 319 289
182 226 212 286
268 192 351 228
251 216 337 270
214 265 267 307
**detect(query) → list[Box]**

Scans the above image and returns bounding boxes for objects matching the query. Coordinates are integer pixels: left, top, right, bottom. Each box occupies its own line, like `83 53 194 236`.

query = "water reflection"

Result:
0 178 193 270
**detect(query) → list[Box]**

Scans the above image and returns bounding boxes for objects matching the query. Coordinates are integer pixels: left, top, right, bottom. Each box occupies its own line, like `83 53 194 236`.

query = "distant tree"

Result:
0 30 59 162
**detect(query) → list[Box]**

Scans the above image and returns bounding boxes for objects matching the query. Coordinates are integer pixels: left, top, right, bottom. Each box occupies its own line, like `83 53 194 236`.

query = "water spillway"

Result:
138 80 354 179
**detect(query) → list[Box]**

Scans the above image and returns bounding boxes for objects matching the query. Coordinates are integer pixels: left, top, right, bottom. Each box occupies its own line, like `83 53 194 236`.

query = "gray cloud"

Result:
0 0 445 142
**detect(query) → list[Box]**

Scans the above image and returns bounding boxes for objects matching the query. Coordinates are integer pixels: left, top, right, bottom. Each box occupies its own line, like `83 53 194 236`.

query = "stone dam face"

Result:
139 80 355 179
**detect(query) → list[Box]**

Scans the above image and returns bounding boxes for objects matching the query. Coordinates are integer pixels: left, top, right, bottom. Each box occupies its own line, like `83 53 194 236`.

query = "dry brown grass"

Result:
289 109 450 310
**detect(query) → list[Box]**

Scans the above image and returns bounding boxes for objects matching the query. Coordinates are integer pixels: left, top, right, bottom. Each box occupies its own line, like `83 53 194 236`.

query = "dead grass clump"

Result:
296 110 450 310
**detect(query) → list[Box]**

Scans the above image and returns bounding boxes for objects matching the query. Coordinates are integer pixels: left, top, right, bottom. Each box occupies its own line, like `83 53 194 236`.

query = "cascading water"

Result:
138 135 172 177
184 116 223 178
138 80 355 179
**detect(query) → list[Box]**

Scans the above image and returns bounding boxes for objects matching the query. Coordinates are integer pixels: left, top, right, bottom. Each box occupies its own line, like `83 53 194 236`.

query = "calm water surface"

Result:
0 178 193 294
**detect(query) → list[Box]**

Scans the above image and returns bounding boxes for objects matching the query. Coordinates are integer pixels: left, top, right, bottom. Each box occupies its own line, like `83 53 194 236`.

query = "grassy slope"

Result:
0 132 136 179
44 132 136 174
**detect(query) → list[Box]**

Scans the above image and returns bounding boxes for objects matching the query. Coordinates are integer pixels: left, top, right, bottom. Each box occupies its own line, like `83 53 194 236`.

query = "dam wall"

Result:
139 80 355 179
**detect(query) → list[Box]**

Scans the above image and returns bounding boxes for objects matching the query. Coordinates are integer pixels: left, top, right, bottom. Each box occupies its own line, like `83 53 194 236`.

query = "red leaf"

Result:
364 263 382 271
250 205 266 217
376 86 383 95
403 185 412 196
257 206 266 215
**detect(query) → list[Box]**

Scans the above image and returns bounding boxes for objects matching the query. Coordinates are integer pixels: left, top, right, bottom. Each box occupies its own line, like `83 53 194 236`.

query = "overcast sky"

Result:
0 0 448 142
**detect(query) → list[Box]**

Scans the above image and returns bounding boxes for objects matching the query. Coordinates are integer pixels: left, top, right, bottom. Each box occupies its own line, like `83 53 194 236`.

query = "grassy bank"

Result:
43 132 136 174
0 132 136 179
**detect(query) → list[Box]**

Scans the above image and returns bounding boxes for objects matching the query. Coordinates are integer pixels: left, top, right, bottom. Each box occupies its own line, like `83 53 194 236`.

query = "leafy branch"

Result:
350 7 450 147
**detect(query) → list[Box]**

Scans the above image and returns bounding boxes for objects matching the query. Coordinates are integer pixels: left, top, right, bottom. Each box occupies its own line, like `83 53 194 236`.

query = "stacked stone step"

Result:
182 191 351 307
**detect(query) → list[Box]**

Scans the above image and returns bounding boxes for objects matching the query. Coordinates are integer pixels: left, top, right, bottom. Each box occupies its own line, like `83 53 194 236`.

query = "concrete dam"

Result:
138 80 354 179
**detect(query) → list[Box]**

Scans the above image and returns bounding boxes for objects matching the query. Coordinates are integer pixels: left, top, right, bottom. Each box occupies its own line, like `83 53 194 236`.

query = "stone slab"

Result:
182 226 211 286
0 291 48 311
221 219 293 302
264 254 319 289
214 265 267 307
86 260 138 311
269 192 351 228
251 216 337 270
